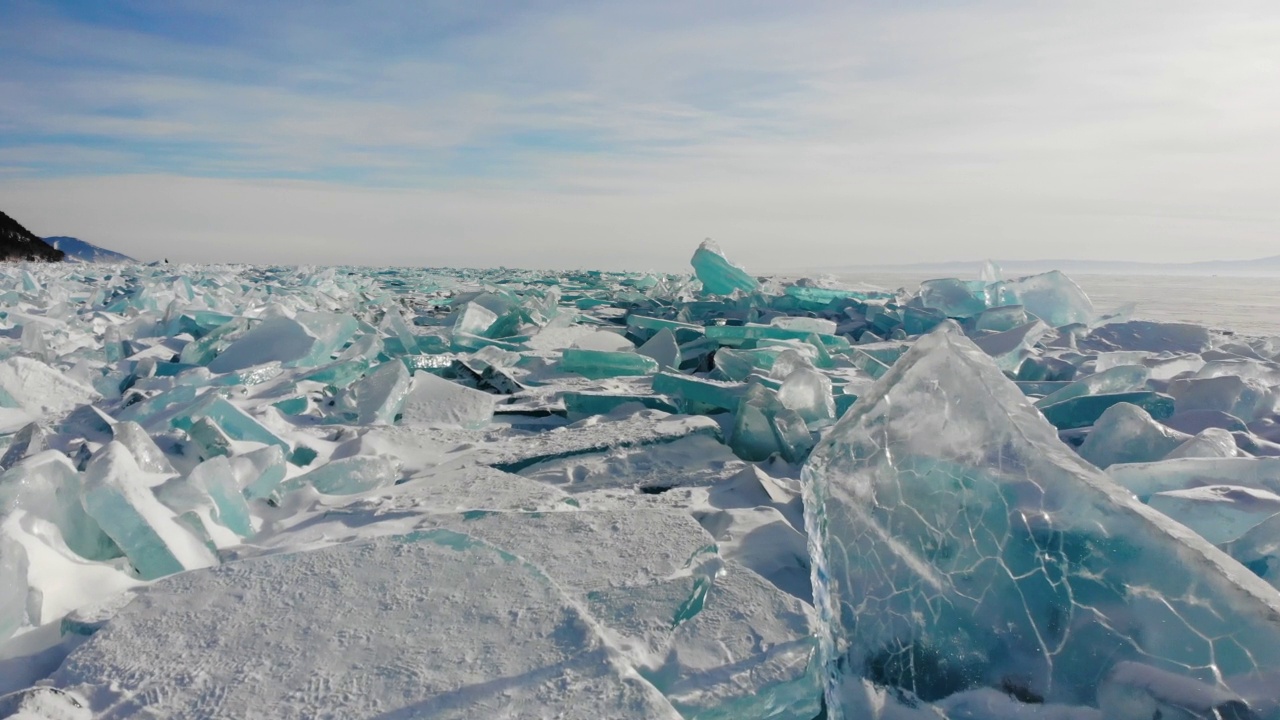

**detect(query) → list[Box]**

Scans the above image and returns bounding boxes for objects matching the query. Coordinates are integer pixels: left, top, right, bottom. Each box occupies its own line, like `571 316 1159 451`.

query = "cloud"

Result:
1 1 1278 267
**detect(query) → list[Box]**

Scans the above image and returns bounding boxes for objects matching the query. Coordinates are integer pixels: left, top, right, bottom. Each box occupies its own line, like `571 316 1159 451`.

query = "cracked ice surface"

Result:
804 324 1280 719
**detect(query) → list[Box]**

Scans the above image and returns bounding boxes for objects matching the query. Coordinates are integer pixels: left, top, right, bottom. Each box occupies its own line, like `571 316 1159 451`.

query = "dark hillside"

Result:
0 210 65 261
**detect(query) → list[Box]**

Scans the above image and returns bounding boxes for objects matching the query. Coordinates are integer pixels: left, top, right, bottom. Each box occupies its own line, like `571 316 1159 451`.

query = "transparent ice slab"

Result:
803 323 1280 717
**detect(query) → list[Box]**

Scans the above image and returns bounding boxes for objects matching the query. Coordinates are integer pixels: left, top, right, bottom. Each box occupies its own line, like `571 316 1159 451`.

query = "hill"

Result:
45 236 135 263
0 211 65 262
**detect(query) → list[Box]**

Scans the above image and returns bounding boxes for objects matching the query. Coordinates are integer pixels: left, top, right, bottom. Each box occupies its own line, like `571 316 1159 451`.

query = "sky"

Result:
1 1 1278 270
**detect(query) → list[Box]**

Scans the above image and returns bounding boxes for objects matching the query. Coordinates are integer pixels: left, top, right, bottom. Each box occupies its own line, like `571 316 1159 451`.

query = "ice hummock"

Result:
803 323 1280 718
1 251 1280 718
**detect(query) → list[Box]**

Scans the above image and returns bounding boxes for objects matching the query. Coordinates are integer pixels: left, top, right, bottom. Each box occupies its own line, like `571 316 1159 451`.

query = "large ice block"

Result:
1038 390 1175 430
919 278 987 318
399 371 494 427
987 271 1094 327
0 451 119 562
803 322 1280 718
1076 402 1190 469
206 317 317 373
81 442 216 580
690 239 759 295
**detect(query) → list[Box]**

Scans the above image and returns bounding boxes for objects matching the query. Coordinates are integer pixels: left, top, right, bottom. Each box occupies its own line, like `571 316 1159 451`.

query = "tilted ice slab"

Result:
49 530 684 719
803 322 1280 718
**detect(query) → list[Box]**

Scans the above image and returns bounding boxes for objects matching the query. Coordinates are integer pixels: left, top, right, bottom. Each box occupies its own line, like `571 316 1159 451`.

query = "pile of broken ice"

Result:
1 240 1280 718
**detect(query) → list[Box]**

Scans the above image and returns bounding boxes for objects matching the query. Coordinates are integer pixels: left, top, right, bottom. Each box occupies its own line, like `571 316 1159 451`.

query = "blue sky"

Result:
1 1 1278 268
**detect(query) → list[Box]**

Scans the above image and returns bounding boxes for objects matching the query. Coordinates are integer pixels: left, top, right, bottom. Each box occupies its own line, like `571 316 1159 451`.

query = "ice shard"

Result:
350 360 412 425
0 451 119 562
81 442 216 579
561 348 659 379
187 456 254 537
638 327 682 369
0 534 31 641
803 322 1280 718
690 239 760 295
110 421 175 474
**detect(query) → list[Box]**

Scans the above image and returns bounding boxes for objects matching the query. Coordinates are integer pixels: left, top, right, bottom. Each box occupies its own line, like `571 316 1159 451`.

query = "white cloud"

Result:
2 1 1279 267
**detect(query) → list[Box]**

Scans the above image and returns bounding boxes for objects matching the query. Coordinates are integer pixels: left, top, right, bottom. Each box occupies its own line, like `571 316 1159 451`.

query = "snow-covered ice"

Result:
1 246 1280 718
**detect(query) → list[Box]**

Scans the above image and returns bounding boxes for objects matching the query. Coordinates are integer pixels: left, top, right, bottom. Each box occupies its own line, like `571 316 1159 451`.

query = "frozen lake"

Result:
840 272 1280 338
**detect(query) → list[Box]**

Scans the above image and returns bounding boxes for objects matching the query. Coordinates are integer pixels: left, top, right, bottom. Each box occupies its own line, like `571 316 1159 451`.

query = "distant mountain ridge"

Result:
45 236 135 263
833 254 1280 277
0 211 65 262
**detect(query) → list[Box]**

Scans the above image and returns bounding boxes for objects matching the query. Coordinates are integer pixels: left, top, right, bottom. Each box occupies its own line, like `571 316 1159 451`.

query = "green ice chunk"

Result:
563 392 679 417
380 308 421 354
82 442 216 580
652 372 744 413
117 385 199 426
0 451 119 561
850 350 891 379
299 358 370 388
690 240 759 295
173 395 290 453
237 445 288 500
187 456 254 537
784 285 894 303
704 324 846 349
188 417 232 460
1035 364 1151 409
902 306 946 335
179 316 253 366
730 384 813 463
1014 355 1076 382
271 396 309 415
1039 390 1175 430
561 349 659 379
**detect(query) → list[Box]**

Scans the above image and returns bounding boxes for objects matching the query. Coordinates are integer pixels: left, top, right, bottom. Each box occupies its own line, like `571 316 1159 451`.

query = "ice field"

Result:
3 242 1280 718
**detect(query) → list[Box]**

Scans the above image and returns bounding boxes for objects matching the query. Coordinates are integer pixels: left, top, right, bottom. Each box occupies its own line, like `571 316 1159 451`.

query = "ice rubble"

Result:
0 245 1278 718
